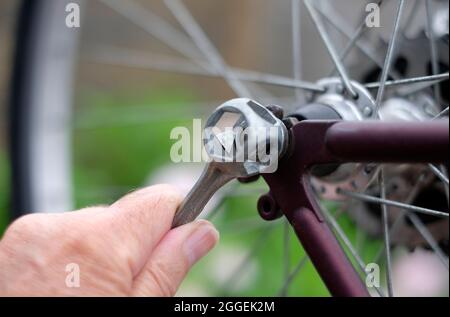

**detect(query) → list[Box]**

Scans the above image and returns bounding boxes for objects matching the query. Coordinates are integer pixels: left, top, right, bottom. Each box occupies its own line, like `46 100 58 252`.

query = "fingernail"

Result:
183 220 219 266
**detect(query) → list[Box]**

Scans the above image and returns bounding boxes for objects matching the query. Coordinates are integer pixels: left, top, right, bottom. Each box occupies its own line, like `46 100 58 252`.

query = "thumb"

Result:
131 220 219 296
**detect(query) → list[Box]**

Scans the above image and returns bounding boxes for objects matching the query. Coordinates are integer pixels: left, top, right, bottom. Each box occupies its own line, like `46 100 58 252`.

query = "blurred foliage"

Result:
73 89 198 207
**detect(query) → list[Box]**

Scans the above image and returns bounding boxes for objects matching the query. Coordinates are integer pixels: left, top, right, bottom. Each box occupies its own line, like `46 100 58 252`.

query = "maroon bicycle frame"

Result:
261 120 449 297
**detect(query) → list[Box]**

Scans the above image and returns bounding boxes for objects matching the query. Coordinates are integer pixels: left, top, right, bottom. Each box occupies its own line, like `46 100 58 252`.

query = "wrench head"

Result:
204 98 288 176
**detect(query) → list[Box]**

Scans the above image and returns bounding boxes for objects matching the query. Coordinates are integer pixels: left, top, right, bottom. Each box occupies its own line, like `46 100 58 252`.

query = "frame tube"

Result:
263 120 448 296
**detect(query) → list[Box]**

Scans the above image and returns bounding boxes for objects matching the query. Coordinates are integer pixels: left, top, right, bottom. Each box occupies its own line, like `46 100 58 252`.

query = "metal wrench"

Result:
172 98 288 228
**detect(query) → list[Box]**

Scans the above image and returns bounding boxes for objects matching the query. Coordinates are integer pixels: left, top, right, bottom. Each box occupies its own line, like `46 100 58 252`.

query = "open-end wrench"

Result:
172 98 288 228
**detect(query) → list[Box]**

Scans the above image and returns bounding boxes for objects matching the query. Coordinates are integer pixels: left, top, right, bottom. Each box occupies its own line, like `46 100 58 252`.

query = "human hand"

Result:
0 185 219 296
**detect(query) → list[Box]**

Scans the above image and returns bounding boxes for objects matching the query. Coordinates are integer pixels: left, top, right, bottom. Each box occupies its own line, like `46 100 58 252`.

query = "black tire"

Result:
9 0 41 219
9 0 80 219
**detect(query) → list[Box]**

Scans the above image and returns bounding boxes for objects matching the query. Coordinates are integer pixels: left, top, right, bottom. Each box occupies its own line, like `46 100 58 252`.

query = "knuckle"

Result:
150 184 183 208
153 184 182 198
76 206 109 214
130 184 182 206
1 214 62 268
56 219 120 265
5 214 49 239
59 223 106 258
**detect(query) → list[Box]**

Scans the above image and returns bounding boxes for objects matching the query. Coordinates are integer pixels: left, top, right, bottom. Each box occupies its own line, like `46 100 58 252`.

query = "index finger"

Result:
107 184 183 275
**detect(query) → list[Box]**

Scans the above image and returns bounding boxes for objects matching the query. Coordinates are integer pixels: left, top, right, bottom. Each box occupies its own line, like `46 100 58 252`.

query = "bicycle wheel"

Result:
9 0 449 296
10 0 80 216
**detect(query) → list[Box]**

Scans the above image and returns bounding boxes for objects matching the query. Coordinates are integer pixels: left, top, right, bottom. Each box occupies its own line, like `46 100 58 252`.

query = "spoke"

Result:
429 164 449 186
378 169 394 296
233 68 325 92
220 218 274 235
283 219 291 289
321 205 385 297
432 107 449 120
374 0 406 115
220 224 276 294
406 212 449 270
372 212 404 265
88 46 326 91
164 0 250 98
439 164 450 203
205 182 264 222
425 0 443 106
278 205 353 296
428 163 450 204
373 173 428 264
315 0 401 80
278 256 309 296
89 46 207 75
304 0 358 98
328 0 384 77
243 81 276 101
292 0 305 103
400 83 447 96
97 0 203 68
365 72 449 90
372 173 449 271
338 189 449 218
278 205 349 297
328 21 367 78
